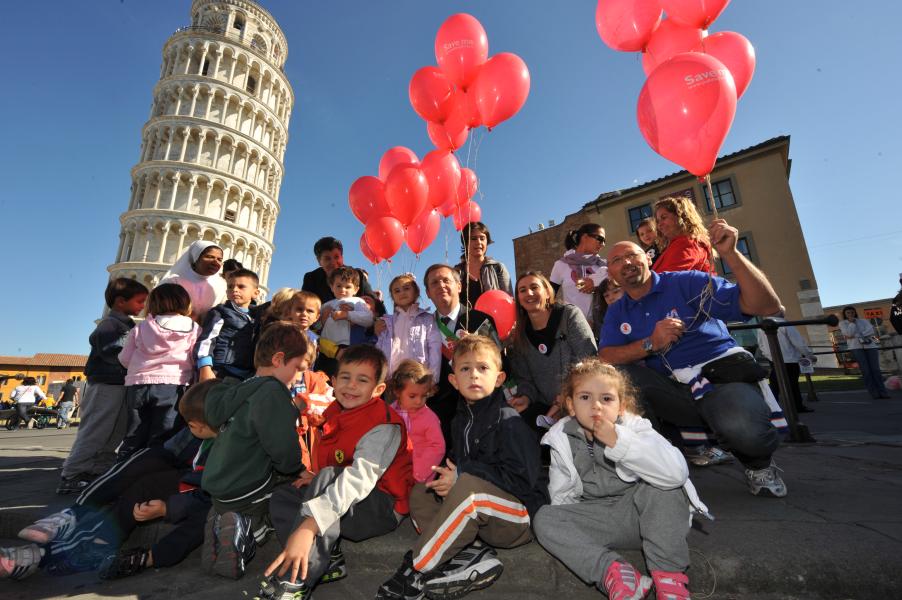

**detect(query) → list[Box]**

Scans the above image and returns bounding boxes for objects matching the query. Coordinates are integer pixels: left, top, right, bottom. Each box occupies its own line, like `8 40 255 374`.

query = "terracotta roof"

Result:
0 354 88 368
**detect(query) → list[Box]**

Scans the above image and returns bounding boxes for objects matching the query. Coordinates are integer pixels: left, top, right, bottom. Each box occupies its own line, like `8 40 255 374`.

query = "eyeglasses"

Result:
608 251 644 268
591 234 606 244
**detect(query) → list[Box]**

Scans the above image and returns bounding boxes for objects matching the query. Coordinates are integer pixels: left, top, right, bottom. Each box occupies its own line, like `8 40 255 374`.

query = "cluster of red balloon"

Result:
596 0 755 178
349 147 481 263
410 13 531 150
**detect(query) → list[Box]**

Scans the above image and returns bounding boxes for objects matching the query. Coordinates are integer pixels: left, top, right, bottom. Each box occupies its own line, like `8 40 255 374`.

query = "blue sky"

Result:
1 1 900 356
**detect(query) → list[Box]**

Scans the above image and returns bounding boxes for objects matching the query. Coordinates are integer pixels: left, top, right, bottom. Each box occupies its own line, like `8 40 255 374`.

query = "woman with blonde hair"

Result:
652 196 715 274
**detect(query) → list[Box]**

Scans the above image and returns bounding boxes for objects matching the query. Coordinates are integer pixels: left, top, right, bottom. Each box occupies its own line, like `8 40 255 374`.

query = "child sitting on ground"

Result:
58 278 149 495
117 283 200 458
291 341 333 471
376 273 442 379
388 359 445 483
0 379 221 581
257 345 414 599
201 321 309 580
377 335 548 600
196 268 261 382
534 359 710 600
316 267 374 376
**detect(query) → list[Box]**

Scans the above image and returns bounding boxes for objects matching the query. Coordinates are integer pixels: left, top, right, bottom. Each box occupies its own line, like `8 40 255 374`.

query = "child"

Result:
376 273 442 378
636 217 660 265
58 278 149 495
290 290 322 348
534 359 710 600
259 345 414 599
117 283 200 458
0 379 221 581
388 360 445 483
377 335 548 600
317 267 374 375
201 321 309 579
196 268 261 382
292 342 334 471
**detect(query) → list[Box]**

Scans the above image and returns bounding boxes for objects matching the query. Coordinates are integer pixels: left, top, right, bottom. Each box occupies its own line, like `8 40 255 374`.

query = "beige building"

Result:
512 136 836 364
108 0 294 296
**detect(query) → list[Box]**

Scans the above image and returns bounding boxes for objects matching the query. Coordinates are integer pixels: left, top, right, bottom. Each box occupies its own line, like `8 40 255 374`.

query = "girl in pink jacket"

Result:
388 360 445 483
117 283 200 457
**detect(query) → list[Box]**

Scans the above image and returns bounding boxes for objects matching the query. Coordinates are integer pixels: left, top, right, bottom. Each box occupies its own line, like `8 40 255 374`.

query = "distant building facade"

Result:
0 354 88 402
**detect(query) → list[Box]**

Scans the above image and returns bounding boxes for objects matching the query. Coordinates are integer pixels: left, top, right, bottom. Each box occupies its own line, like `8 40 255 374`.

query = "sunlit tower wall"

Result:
108 0 294 296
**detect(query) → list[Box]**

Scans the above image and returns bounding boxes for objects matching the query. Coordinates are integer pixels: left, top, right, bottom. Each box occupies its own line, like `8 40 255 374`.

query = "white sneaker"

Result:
18 509 77 544
0 544 43 580
685 445 734 467
745 462 787 497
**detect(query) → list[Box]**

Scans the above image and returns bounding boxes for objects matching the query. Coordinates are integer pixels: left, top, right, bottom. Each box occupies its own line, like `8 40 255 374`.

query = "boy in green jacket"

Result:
201 321 310 579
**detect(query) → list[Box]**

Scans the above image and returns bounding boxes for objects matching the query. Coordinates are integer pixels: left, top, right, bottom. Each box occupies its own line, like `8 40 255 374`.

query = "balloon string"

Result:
704 174 719 220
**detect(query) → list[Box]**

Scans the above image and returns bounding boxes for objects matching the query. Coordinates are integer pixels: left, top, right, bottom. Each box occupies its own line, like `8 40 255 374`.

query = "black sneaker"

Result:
255 575 312 600
98 547 151 580
202 511 256 579
423 541 503 599
56 474 92 495
319 542 347 584
376 551 426 600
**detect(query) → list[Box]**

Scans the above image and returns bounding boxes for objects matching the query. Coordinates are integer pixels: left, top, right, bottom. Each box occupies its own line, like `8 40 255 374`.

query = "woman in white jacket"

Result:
533 359 708 600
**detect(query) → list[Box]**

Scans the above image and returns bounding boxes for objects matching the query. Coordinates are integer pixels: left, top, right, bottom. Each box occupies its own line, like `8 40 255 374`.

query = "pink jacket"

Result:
119 315 200 386
390 401 446 483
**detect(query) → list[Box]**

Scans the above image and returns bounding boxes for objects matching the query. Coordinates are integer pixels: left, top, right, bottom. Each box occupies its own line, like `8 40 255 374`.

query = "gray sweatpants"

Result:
62 383 128 478
533 482 690 587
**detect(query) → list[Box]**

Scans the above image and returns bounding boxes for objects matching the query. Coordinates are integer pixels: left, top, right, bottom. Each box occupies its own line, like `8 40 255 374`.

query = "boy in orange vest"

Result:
259 345 414 599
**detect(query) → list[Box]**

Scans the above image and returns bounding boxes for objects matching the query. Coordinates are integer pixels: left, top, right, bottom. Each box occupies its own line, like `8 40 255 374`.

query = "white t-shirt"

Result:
11 385 45 405
839 319 879 350
321 297 374 346
549 251 608 321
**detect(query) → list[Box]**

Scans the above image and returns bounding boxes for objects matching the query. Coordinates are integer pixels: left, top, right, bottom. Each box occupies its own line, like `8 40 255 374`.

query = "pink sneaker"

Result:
603 561 652 600
651 570 690 600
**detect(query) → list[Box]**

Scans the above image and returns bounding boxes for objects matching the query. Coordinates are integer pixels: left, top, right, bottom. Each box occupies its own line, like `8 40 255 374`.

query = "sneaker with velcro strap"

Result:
602 560 652 600
98 547 151 580
0 544 43 580
744 461 788 498
423 541 504 600
202 511 256 579
319 542 347 584
255 575 312 600
18 509 78 544
376 550 426 600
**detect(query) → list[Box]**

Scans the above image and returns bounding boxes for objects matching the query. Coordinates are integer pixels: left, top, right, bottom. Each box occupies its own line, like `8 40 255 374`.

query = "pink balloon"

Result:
348 176 389 225
421 149 462 209
379 147 419 181
449 88 482 128
456 168 478 204
659 0 730 29
406 209 441 255
452 199 482 231
474 289 516 341
435 13 489 89
426 119 469 151
642 19 704 75
384 164 429 227
637 52 737 177
471 53 531 129
697 31 755 99
409 66 456 123
365 216 406 261
359 232 381 265
595 0 663 52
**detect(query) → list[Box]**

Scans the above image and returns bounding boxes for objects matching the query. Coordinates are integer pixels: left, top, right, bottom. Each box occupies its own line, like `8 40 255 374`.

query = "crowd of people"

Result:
0 201 825 600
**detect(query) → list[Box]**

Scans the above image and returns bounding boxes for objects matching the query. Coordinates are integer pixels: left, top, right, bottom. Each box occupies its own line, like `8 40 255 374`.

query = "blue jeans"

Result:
852 348 888 398
57 401 75 428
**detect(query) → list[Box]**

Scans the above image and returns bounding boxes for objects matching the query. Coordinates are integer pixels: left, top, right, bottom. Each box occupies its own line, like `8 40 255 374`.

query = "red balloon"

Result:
637 52 737 177
471 53 531 129
379 146 419 181
456 168 478 204
452 199 482 231
642 19 704 75
595 0 663 52
365 216 405 261
434 13 489 89
359 232 381 265
426 119 469 151
421 150 462 209
348 176 389 225
697 31 755 99
409 66 456 123
438 196 457 217
659 0 730 29
474 289 516 341
384 164 429 227
449 88 482 128
406 209 441 255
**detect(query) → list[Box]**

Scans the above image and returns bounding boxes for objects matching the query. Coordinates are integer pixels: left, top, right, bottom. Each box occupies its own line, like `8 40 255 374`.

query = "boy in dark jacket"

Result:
59 278 149 495
377 335 548 600
196 268 261 382
200 321 308 579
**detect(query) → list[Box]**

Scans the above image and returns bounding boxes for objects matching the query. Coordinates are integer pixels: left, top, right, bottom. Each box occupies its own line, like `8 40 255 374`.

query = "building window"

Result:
703 178 738 212
719 235 754 275
628 204 653 233
233 15 245 31
224 209 237 223
202 59 210 76
247 76 257 94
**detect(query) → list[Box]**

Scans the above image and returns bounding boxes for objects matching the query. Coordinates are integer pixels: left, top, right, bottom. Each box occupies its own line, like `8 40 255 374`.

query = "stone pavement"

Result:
1 389 901 600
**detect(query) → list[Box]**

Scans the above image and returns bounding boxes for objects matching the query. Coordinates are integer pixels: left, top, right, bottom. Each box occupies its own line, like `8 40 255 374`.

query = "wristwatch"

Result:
642 337 655 355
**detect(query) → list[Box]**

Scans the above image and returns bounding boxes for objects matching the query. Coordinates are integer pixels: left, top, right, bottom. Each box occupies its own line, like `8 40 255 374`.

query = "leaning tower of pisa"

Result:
108 0 293 296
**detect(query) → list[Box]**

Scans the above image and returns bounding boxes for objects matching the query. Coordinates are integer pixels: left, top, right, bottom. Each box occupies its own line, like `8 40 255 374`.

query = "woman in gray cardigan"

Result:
508 271 598 431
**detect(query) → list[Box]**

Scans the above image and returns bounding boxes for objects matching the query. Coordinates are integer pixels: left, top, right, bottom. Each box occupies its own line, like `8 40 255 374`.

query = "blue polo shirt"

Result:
600 271 745 374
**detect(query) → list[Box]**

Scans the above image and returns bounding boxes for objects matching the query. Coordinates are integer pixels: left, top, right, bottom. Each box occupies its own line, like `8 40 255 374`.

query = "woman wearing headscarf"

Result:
159 241 226 322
